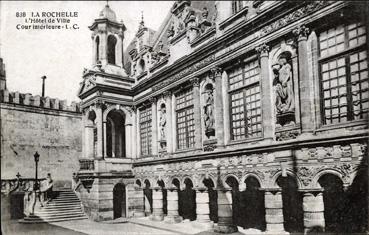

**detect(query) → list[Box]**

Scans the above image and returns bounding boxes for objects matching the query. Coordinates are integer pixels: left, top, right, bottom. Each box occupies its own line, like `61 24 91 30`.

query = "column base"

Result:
145 212 152 216
133 211 146 218
193 220 214 229
266 224 288 234
164 215 182 223
214 224 238 233
149 214 164 221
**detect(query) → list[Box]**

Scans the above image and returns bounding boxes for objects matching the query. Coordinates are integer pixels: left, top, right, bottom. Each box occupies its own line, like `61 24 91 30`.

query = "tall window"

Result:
176 88 195 150
95 36 100 62
139 106 152 156
232 0 244 14
319 21 368 124
229 60 262 140
107 35 117 65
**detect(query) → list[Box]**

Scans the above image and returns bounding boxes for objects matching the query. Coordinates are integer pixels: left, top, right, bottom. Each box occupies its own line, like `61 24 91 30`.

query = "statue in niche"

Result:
159 104 166 140
203 85 215 137
273 52 295 125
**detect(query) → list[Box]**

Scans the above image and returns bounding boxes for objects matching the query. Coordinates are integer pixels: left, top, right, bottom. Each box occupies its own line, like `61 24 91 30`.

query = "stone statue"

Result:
159 105 166 140
202 7 209 19
203 88 215 137
273 54 294 114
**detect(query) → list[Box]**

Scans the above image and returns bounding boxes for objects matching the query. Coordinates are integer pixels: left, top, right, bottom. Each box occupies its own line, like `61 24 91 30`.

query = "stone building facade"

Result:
76 1 368 234
0 59 82 189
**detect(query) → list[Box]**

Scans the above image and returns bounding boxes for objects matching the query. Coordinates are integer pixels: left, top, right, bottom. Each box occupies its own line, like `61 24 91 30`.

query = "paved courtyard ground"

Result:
3 217 268 235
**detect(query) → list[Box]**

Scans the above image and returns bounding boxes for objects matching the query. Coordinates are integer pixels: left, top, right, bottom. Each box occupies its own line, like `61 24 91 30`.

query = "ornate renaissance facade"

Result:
76 1 368 234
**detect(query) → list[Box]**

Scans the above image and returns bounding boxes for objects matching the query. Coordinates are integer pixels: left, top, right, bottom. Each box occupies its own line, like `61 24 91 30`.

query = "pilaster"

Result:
150 97 158 156
256 43 274 141
211 67 225 148
95 102 104 160
164 91 173 153
293 25 314 135
191 77 202 149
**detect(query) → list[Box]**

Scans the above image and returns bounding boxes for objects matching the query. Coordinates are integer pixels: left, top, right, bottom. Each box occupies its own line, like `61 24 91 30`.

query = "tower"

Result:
89 4 126 68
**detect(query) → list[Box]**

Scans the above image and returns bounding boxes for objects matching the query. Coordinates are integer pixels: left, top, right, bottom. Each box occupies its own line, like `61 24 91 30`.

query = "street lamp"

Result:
33 152 40 191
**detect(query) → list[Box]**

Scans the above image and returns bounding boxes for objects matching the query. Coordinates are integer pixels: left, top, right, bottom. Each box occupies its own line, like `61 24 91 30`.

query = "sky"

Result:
0 1 173 102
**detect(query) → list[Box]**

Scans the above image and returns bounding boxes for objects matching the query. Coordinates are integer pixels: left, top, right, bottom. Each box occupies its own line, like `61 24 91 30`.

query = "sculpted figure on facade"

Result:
273 52 295 125
203 84 215 137
159 104 167 140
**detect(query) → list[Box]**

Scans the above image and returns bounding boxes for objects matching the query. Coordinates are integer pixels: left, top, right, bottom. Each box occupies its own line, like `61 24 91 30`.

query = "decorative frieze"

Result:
257 1 332 38
152 55 216 92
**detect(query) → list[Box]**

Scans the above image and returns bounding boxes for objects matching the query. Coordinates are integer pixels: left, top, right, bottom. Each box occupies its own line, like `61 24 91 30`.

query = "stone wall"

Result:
0 94 82 189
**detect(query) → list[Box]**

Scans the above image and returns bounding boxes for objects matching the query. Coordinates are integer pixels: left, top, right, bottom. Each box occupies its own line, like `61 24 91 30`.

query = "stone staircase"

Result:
20 190 88 223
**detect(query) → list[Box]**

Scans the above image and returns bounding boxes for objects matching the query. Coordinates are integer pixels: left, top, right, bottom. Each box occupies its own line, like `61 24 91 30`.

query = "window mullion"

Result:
345 55 354 121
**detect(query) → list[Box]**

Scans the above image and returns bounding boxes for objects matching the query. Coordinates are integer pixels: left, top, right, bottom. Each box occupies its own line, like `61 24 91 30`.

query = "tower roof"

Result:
99 4 117 22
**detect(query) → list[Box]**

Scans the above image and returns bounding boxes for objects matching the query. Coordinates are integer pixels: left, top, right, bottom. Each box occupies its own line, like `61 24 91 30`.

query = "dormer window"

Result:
107 35 117 65
232 0 244 14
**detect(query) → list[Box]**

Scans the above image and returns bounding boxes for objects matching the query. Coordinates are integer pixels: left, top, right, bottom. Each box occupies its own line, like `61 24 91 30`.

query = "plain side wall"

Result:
0 103 82 189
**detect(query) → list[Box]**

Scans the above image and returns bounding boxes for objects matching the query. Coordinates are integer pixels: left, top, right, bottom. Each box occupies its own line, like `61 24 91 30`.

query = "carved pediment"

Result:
79 74 97 95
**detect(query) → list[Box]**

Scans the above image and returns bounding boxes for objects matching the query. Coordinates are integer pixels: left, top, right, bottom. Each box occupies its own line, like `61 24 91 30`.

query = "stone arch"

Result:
222 174 240 189
135 179 142 188
201 176 218 223
240 173 264 189
170 177 181 189
312 168 343 189
270 170 303 189
103 105 132 124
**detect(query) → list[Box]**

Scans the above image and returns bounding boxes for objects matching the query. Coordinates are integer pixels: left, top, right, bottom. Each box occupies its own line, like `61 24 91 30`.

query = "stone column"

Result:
256 44 274 141
195 188 213 228
302 191 325 233
212 67 224 147
164 187 182 223
293 25 314 134
95 103 104 160
151 187 164 221
164 91 173 153
214 188 238 233
222 71 231 145
132 185 145 217
151 97 158 156
136 107 141 158
92 34 96 64
191 77 202 149
264 189 285 233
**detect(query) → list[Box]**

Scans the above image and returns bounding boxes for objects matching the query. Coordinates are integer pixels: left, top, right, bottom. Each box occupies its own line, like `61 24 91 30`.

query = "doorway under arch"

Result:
106 110 125 158
203 178 218 223
276 175 303 233
143 180 153 215
241 176 265 230
113 183 126 219
179 178 196 221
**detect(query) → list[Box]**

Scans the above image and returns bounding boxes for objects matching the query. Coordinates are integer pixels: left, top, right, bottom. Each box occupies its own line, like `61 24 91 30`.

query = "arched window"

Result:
107 35 117 65
139 59 146 74
95 36 100 62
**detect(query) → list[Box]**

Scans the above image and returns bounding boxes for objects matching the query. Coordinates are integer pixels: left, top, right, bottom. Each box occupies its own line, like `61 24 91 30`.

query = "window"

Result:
176 88 195 150
319 21 368 124
107 35 117 64
139 106 152 156
229 60 262 140
95 36 100 62
232 0 244 14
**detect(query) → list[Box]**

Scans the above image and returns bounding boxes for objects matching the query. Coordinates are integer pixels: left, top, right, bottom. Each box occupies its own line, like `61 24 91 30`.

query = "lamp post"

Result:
41 76 46 97
34 152 40 191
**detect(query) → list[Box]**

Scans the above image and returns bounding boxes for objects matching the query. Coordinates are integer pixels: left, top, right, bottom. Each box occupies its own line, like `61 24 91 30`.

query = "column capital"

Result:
210 67 222 78
163 90 172 99
94 99 105 110
190 77 200 87
149 96 157 104
256 43 270 57
293 25 310 41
